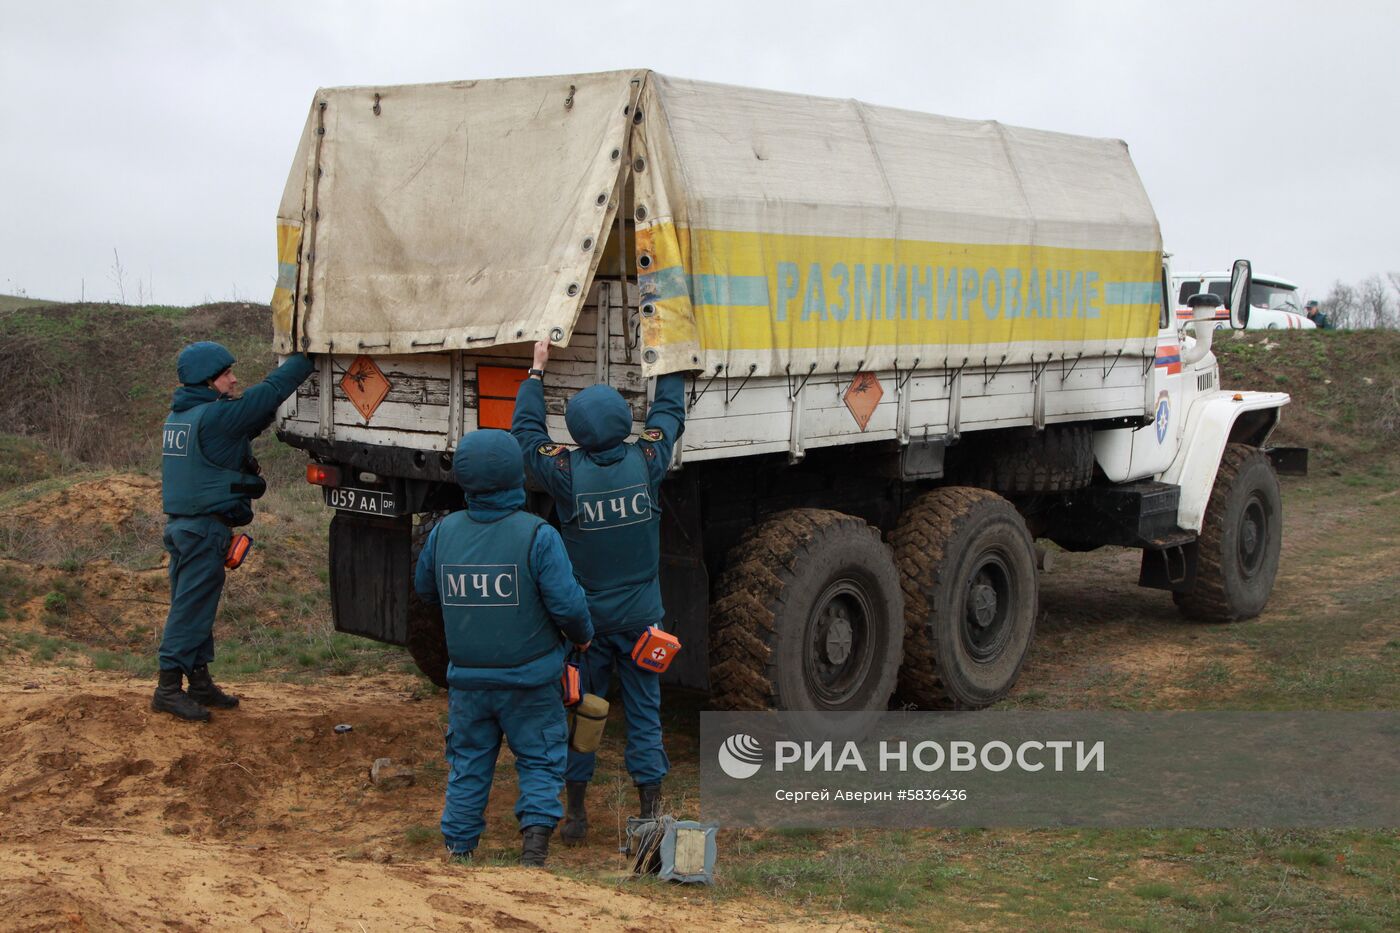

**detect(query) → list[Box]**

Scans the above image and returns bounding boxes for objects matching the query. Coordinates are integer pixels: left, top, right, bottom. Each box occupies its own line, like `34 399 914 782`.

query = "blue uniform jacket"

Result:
414 487 593 689
165 354 314 523
512 373 686 628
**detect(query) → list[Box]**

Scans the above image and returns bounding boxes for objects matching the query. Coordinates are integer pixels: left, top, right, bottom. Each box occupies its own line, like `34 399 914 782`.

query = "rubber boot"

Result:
150 669 210 722
560 781 588 846
187 664 239 709
638 782 662 819
520 825 552 867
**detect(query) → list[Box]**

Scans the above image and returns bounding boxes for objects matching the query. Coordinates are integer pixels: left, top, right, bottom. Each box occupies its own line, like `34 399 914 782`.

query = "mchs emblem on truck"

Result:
273 70 1302 717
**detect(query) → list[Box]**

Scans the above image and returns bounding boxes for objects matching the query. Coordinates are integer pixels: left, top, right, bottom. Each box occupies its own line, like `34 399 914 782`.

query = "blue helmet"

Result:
565 383 632 452
452 429 525 494
177 341 236 386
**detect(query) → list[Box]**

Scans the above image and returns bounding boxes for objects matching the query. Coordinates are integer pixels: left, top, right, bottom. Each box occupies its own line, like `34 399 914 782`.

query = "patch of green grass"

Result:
1181 659 1231 693
0 293 57 313
210 625 406 680
0 563 32 620
1280 847 1331 868
90 649 158 677
404 824 441 847
702 822 1399 930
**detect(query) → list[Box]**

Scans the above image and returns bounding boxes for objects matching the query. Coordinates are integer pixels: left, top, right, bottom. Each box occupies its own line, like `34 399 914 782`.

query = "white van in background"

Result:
1173 271 1317 330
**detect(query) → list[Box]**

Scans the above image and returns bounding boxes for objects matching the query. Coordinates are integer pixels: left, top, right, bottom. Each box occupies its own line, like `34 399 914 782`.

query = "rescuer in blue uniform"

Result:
512 339 686 845
156 342 314 722
414 429 593 867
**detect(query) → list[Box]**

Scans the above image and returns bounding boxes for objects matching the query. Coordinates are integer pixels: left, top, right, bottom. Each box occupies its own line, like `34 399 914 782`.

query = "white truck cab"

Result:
1173 271 1316 330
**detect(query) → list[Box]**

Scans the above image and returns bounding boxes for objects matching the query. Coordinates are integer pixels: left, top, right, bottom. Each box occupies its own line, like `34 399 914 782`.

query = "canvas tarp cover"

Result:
632 75 1163 377
273 71 1163 377
272 71 643 355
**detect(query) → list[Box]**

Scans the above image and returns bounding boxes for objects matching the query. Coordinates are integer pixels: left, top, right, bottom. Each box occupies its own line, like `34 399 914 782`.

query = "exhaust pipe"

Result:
1179 293 1221 366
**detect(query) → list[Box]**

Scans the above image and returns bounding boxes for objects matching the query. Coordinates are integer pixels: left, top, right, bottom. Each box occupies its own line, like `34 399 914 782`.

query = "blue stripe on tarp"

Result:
1155 353 1181 365
276 262 298 291
640 268 770 307
640 266 688 301
690 274 770 307
1105 282 1161 306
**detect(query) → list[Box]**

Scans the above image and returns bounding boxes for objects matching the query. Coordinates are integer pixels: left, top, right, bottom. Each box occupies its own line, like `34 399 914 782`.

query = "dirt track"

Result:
0 671 860 931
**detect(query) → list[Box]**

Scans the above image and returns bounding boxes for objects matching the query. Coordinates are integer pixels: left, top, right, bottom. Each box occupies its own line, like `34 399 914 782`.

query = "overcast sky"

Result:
2 0 1395 306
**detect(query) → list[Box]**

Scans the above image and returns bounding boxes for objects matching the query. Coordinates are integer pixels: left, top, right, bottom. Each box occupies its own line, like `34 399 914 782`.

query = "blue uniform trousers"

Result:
565 629 669 786
158 516 231 673
442 682 568 854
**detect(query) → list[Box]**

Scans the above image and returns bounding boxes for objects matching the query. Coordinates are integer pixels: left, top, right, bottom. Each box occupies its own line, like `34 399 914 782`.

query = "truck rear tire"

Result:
950 424 1094 494
893 487 1038 709
1174 444 1282 622
709 509 904 725
406 512 450 688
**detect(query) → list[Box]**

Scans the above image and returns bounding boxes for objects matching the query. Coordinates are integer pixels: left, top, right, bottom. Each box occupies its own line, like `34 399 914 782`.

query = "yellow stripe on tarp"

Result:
270 223 302 340
641 224 1161 353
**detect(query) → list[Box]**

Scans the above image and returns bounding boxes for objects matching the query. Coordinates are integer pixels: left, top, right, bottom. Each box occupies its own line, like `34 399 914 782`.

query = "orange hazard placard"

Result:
843 372 883 431
477 365 529 429
340 355 392 422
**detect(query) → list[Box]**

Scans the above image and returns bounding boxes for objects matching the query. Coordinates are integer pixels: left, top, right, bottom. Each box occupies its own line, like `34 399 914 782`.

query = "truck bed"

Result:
278 280 1151 463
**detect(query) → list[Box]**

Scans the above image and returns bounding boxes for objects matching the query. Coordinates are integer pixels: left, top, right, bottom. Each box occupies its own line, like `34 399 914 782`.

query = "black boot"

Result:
187 664 239 709
560 781 588 846
638 782 662 819
520 826 552 867
151 669 210 722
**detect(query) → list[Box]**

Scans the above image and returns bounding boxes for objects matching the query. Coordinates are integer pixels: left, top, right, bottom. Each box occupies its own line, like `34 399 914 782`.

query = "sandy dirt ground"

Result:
0 670 864 931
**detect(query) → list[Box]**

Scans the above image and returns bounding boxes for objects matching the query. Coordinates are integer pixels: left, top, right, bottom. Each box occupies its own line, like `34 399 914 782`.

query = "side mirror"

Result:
1228 259 1252 329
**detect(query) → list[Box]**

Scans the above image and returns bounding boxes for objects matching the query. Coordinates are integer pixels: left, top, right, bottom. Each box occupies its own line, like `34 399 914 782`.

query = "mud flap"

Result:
658 477 710 691
329 512 411 645
1139 542 1199 593
1266 446 1308 476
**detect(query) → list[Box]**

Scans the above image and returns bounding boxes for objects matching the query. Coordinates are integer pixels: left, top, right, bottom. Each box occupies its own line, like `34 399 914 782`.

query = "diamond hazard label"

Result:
340 355 392 422
843 372 883 431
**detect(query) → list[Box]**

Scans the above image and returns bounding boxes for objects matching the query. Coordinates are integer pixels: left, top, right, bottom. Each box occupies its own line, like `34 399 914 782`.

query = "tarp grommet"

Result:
635 205 648 222
581 237 595 252
641 303 656 317
637 253 653 270
610 148 621 161
595 192 608 207
633 157 646 173
566 282 580 297
550 327 565 342
643 348 659 364
633 107 644 125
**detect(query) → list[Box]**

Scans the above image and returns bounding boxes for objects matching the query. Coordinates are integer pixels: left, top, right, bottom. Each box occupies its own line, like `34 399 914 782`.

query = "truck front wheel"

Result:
1174 444 1282 622
709 509 905 726
893 488 1038 709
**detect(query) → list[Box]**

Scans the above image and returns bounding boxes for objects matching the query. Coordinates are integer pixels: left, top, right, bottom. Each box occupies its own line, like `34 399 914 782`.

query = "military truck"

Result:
270 70 1302 714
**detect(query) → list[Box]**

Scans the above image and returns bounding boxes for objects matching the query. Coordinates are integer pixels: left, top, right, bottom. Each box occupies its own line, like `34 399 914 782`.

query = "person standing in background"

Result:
155 344 314 721
1305 300 1332 329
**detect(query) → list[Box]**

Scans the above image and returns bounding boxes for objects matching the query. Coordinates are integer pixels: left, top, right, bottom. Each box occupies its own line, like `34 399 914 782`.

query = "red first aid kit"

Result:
631 626 682 674
560 660 582 707
224 533 252 570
